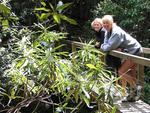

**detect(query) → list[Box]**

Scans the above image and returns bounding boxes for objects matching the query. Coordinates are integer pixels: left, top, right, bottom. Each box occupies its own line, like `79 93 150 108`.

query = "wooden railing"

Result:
64 40 150 113
65 40 150 88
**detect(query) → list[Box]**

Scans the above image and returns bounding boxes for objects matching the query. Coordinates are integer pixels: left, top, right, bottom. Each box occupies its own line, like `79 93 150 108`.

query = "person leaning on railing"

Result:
100 15 143 102
91 18 105 49
91 18 121 71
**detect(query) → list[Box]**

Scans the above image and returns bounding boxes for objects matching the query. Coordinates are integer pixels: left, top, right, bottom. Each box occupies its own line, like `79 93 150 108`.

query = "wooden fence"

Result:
64 40 150 113
65 40 150 90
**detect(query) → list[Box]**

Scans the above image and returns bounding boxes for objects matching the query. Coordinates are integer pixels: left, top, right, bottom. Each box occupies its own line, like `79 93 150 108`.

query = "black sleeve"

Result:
95 30 105 44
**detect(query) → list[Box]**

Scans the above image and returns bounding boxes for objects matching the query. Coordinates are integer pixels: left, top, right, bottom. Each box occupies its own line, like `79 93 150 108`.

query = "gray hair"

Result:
102 15 114 24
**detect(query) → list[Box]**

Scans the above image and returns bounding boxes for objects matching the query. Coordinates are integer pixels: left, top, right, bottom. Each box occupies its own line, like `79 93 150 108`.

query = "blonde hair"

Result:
102 15 114 24
91 18 103 28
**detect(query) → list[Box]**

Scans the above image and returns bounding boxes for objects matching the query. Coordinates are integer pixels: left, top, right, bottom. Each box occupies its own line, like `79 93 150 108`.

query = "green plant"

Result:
34 1 77 25
0 24 121 112
0 2 18 29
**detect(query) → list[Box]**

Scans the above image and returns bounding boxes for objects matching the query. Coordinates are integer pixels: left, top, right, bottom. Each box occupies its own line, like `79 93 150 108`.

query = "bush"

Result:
0 24 121 112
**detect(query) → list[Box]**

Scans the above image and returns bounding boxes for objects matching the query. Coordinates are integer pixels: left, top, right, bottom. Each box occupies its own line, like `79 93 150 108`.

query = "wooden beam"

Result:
114 99 150 113
65 40 150 67
109 50 150 67
143 47 150 54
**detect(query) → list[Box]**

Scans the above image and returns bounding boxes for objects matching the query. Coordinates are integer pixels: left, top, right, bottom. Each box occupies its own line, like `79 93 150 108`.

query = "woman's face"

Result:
102 21 112 31
93 22 102 32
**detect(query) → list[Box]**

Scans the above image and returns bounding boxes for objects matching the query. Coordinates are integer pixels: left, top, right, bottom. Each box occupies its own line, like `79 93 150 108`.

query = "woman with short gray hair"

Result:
101 15 143 102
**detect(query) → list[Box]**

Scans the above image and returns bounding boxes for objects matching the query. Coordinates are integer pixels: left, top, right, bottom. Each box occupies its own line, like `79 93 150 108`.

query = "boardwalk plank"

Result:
114 99 150 113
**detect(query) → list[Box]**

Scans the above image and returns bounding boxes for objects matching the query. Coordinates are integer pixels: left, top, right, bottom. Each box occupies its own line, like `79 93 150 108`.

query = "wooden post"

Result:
71 42 76 63
71 42 76 53
137 53 144 97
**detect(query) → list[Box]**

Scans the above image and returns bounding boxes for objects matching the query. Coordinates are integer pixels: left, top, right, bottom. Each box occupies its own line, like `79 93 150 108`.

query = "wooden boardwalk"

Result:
114 99 150 113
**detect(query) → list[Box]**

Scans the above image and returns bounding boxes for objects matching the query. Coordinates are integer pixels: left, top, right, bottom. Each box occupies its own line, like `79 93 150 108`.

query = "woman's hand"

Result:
116 48 122 51
94 42 100 49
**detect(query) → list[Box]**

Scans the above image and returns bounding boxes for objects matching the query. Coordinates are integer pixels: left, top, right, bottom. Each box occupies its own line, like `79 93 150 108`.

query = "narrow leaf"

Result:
35 7 50 12
41 1 46 7
40 13 51 20
60 14 78 25
53 14 61 24
49 3 54 12
56 3 72 12
86 64 97 70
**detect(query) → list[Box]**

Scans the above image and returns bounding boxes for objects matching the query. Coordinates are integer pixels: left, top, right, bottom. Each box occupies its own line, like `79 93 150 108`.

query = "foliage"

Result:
34 1 77 25
0 24 121 112
83 0 150 42
0 1 18 29
81 20 96 42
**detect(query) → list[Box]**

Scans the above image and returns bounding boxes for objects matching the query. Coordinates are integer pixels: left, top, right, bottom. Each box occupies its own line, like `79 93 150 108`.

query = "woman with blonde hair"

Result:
91 18 105 48
101 15 143 102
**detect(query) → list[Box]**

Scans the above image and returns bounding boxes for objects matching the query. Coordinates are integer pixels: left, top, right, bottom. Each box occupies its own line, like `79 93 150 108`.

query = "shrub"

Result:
0 25 120 113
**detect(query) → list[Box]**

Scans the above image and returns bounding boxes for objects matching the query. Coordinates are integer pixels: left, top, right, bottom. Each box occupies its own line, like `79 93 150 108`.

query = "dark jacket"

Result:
95 28 105 44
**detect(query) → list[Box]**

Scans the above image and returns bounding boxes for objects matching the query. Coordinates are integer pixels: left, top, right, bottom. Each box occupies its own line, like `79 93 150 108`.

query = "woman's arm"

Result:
101 33 123 52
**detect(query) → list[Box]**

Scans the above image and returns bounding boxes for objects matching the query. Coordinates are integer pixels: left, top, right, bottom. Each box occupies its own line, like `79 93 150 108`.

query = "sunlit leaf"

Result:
74 90 79 103
86 64 97 70
60 14 78 25
35 7 50 12
111 106 117 113
16 58 26 68
53 13 61 24
2 19 9 28
56 2 72 12
41 1 46 7
40 13 51 20
0 3 10 14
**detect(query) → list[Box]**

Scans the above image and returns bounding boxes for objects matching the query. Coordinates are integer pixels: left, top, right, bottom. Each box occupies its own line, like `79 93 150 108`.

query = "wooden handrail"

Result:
109 50 150 67
64 40 150 113
65 40 150 67
143 47 150 54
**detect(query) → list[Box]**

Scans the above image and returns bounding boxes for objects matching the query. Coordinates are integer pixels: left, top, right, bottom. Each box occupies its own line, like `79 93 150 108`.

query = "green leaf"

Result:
49 3 55 12
66 89 74 101
60 14 78 25
9 16 19 21
0 17 3 20
2 19 9 28
82 87 90 99
41 1 46 7
53 13 61 24
21 76 27 82
16 58 26 68
81 94 90 107
111 106 117 113
56 3 72 12
86 64 97 70
10 88 16 99
0 3 10 14
35 7 50 12
40 13 51 20
74 90 79 103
